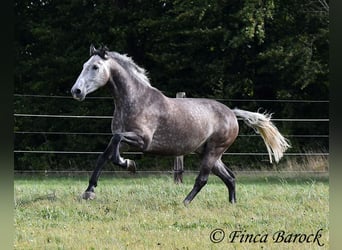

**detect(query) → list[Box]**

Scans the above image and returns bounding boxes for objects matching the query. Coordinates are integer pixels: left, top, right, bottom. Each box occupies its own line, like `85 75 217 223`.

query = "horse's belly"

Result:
146 129 208 156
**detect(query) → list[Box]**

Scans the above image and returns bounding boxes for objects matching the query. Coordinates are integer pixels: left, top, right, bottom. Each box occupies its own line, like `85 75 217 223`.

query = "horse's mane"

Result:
110 52 151 87
91 45 151 87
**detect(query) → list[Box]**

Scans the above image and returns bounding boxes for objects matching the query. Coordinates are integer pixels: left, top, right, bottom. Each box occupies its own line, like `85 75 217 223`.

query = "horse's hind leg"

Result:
183 151 218 206
183 167 211 206
212 159 236 203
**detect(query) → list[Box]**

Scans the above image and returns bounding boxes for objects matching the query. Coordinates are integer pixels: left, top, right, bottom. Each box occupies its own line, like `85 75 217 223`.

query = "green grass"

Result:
14 174 328 249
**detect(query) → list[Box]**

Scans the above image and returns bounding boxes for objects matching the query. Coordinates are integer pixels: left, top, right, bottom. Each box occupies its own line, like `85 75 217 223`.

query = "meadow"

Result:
14 173 328 249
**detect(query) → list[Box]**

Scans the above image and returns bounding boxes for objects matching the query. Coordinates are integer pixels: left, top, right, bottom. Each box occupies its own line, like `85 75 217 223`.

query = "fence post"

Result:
173 92 186 184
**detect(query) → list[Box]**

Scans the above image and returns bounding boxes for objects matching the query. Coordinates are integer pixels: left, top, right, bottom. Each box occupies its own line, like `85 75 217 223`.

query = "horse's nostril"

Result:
71 87 85 101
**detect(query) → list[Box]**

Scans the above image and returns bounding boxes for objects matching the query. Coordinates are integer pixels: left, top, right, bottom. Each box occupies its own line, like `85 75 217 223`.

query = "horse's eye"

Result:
92 65 99 70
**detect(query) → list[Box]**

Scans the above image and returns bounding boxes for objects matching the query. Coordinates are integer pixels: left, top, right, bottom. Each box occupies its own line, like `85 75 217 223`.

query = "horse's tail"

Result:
233 108 291 163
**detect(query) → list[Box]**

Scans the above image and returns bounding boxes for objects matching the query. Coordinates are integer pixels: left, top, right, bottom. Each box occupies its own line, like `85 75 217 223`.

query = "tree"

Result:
14 0 329 170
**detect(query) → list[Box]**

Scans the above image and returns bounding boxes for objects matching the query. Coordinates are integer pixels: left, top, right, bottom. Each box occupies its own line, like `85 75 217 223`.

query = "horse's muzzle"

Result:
71 87 85 101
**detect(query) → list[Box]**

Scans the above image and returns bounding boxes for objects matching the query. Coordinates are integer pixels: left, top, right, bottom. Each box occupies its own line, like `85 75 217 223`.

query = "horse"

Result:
71 45 290 205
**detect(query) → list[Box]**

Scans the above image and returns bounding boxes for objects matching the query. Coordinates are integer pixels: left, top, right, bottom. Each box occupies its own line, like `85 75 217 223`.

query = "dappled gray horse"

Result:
71 45 290 205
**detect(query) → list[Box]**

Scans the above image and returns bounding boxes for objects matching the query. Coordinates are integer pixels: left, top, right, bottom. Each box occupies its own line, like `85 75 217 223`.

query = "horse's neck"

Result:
106 60 167 110
107 73 154 109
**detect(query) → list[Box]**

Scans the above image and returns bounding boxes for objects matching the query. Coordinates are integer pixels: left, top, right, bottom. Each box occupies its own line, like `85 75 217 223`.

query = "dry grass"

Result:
280 149 328 172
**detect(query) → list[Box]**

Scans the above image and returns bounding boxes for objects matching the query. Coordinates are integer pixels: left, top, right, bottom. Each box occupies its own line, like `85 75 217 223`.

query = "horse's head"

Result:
71 45 111 101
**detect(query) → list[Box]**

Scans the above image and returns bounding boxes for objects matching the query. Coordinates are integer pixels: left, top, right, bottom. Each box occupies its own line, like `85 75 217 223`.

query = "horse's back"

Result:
169 98 238 131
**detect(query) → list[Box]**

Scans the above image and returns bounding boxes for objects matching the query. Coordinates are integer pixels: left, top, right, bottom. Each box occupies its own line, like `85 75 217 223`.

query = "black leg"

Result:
82 132 146 200
110 134 129 168
110 132 145 173
82 137 116 200
212 160 236 203
183 168 211 206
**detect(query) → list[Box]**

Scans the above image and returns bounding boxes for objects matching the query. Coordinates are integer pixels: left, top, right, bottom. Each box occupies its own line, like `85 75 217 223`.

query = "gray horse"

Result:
71 45 290 205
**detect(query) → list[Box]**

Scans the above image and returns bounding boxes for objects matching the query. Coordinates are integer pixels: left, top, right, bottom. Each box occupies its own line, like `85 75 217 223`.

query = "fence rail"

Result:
13 131 329 138
13 150 329 157
14 94 329 168
14 113 329 122
13 93 330 103
14 170 329 175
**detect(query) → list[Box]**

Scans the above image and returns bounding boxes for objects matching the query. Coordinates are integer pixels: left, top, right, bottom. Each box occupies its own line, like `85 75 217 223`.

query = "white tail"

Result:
233 108 291 163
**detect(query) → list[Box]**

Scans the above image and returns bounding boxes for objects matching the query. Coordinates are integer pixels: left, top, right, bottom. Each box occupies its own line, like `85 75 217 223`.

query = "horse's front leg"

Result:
82 136 116 200
110 132 146 173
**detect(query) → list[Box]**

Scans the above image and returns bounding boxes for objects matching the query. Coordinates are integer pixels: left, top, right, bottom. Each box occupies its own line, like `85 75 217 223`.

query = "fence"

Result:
13 93 329 174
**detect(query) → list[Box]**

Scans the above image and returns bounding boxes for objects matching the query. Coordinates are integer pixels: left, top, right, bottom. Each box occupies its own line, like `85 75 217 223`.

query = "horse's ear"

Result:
90 44 97 56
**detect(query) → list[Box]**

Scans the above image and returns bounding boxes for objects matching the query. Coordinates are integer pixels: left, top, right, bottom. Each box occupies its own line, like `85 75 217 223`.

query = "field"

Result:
14 173 328 249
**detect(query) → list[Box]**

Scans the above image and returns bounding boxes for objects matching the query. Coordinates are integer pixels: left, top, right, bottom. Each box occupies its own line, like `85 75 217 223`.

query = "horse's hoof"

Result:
126 159 136 173
82 191 96 200
229 197 237 204
183 199 191 207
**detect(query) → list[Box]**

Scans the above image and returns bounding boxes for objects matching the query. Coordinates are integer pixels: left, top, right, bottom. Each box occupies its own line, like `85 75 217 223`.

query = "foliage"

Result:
14 0 329 171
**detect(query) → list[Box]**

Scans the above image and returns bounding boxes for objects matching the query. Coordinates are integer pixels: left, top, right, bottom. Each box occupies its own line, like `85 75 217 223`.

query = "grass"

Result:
14 174 328 249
